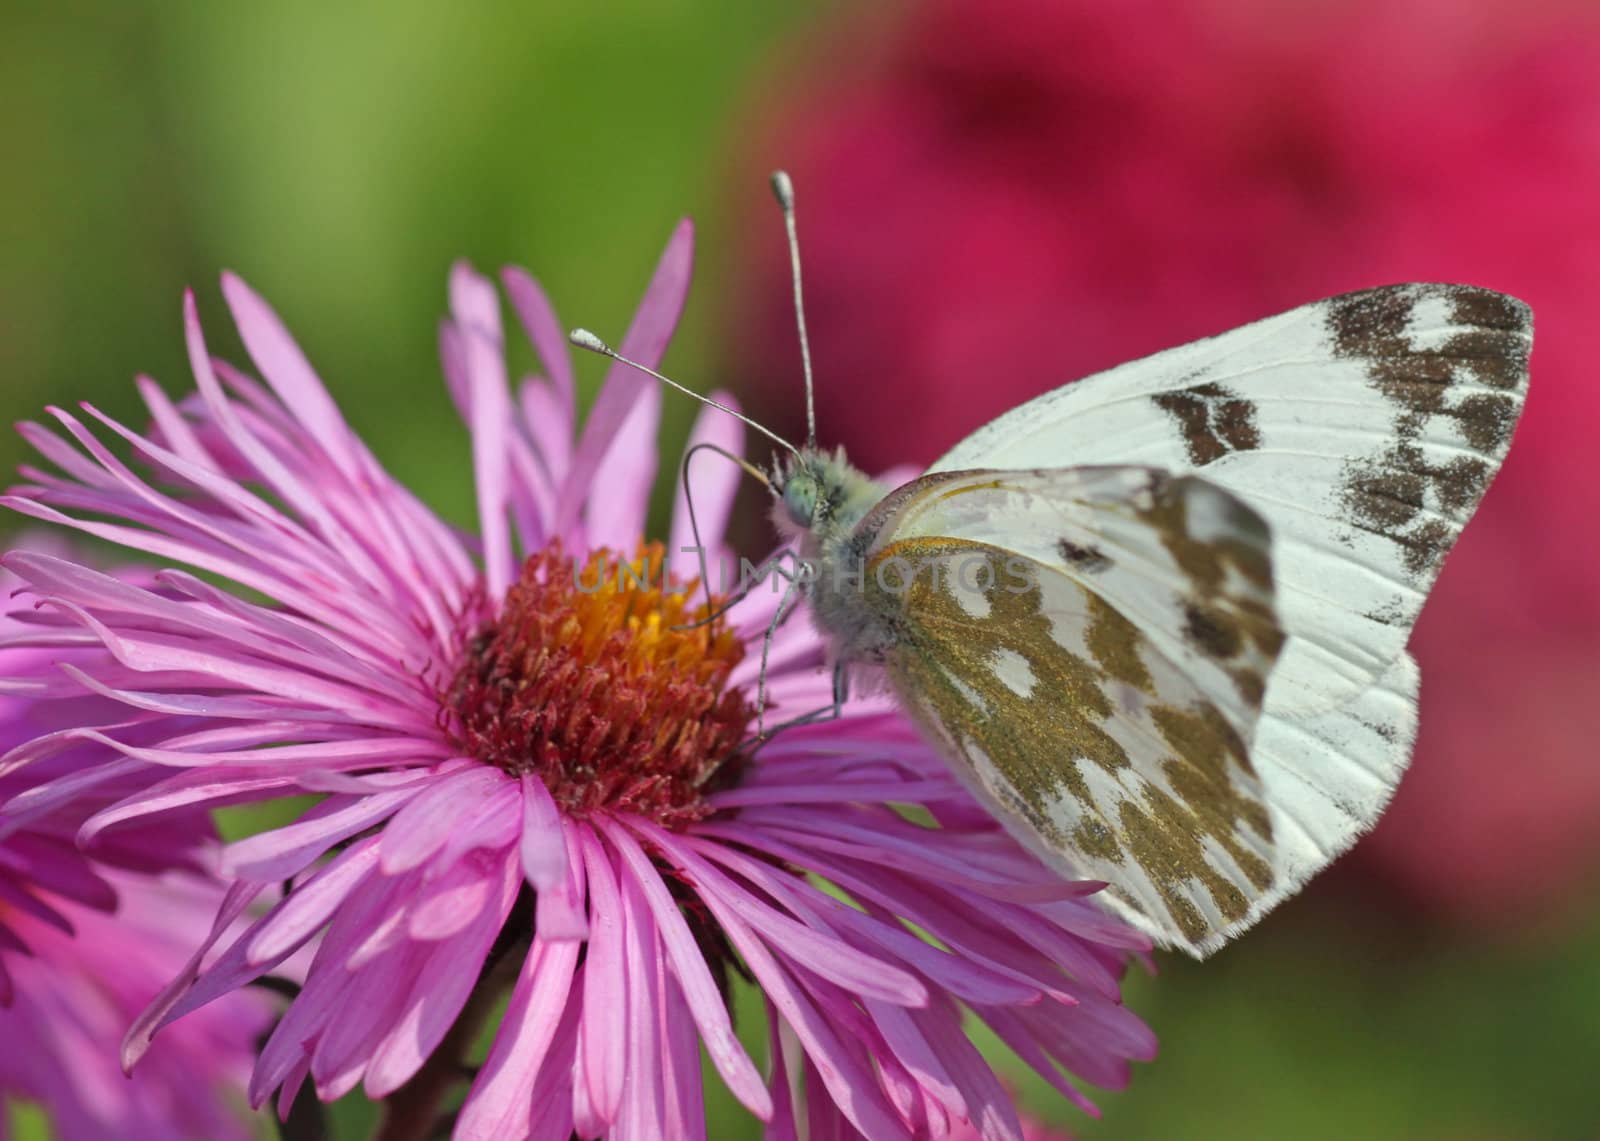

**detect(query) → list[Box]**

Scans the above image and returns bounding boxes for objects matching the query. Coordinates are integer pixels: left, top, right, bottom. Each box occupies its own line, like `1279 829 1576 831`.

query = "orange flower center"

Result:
448 542 753 825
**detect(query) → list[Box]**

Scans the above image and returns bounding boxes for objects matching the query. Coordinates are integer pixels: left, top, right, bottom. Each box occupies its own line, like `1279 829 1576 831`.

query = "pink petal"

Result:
582 383 660 551
460 297 515 600
247 836 382 963
433 778 522 870
554 218 693 535
974 1007 1101 1116
645 823 925 1007
275 1055 313 1123
575 827 627 1128
602 819 773 1120
764 1013 802 1141
501 267 575 416
123 879 269 1070
180 293 431 639
454 936 581 1140
450 260 504 345
80 765 311 845
365 856 520 1097
314 944 429 1098
224 792 413 880
659 952 707 1139
524 995 581 1141
519 773 568 892
379 766 512 875
908 999 1023 1141
613 863 665 1139
135 374 212 467
519 378 571 486
405 851 508 942
532 816 589 942
220 272 360 481
255 871 419 1101
691 838 1040 1007
668 391 747 578
0 833 115 911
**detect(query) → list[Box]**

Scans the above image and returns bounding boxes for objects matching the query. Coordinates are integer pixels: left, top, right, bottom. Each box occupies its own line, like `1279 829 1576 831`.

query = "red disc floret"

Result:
449 542 752 826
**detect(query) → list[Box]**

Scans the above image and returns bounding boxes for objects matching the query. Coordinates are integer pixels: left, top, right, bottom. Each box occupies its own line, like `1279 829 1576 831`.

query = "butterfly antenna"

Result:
678 440 771 631
770 171 817 450
568 330 802 460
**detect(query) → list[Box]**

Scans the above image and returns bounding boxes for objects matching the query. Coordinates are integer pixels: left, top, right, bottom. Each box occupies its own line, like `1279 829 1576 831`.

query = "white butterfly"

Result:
576 174 1532 957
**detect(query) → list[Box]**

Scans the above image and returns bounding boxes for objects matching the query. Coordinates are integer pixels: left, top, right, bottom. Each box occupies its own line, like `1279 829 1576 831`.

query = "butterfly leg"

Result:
744 660 849 750
755 567 805 739
670 545 798 634
803 660 851 728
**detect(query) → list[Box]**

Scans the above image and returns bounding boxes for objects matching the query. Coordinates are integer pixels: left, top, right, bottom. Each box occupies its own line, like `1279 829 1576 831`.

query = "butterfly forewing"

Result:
931 284 1531 718
856 468 1287 951
1253 652 1417 871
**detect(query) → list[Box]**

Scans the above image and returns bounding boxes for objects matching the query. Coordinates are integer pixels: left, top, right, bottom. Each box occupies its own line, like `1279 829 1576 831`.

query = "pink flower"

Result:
0 555 273 1140
732 0 1600 931
1 225 1155 1139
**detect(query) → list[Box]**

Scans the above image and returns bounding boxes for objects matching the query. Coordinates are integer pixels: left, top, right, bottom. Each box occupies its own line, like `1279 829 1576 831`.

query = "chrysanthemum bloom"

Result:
0 555 273 1140
0 226 1154 1139
733 0 1600 931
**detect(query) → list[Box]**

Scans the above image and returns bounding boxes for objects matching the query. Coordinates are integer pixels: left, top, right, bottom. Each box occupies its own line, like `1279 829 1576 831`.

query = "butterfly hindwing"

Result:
850 467 1287 952
861 465 1283 744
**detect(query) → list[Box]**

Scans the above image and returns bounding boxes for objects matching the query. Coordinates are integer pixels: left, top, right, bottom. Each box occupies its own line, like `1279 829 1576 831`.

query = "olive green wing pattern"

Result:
859 467 1286 953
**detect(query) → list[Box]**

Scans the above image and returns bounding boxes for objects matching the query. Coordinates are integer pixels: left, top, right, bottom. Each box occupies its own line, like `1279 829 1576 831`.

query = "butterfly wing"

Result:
923 284 1526 949
853 466 1287 953
931 284 1530 717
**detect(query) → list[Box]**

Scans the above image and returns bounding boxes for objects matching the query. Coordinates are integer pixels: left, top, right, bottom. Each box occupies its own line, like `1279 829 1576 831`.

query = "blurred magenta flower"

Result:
733 0 1600 931
803 1077 1077 1141
1 228 1154 1138
959 1112 1072 1141
0 557 272 1140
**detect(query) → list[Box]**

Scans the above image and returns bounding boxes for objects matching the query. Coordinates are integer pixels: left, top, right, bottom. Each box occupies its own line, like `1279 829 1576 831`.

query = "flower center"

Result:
448 542 753 825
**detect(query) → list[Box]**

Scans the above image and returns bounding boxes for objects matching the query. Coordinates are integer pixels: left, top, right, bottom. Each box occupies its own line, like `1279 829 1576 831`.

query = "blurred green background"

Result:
5 2 1600 1139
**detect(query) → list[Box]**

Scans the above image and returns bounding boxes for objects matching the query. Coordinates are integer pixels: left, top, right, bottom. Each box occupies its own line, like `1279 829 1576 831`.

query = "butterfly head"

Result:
779 464 823 528
770 447 884 549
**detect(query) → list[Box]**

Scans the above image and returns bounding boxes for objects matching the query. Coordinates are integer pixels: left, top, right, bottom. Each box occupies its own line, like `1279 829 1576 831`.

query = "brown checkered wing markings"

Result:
858 467 1286 953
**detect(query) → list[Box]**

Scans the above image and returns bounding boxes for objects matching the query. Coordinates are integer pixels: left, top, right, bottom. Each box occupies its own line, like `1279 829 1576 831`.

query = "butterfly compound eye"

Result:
782 473 820 527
